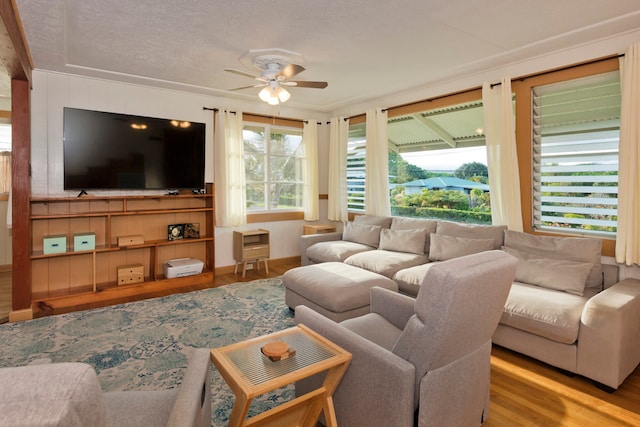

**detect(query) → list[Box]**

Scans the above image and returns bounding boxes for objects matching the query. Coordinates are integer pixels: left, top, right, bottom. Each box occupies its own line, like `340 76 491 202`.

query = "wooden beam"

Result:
11 78 30 314
0 0 32 83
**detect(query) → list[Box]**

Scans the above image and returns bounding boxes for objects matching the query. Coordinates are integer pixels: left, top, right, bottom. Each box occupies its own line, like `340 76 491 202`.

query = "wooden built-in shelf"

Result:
29 184 215 308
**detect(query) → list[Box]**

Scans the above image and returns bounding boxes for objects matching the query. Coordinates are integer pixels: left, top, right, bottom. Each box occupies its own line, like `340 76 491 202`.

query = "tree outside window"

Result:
243 124 303 212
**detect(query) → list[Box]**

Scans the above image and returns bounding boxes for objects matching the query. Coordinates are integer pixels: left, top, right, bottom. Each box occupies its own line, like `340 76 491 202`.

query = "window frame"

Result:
512 57 620 256
241 114 305 223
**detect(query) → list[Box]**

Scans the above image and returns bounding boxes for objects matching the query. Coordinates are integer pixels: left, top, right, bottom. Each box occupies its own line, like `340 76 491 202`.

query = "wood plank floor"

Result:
1 261 639 425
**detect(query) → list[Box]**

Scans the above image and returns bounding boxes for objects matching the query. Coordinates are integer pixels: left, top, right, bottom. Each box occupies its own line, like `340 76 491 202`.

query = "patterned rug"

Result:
0 278 296 426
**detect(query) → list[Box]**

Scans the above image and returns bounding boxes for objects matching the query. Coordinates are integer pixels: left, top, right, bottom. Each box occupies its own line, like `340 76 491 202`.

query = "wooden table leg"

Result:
227 392 252 427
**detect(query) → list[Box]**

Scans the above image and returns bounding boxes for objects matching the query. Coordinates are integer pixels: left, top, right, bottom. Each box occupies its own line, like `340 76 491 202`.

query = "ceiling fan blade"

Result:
286 80 328 89
277 63 305 80
229 83 266 91
224 68 260 79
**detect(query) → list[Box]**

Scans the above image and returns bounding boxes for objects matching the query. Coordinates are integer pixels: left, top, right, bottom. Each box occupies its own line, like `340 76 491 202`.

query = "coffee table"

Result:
210 324 352 427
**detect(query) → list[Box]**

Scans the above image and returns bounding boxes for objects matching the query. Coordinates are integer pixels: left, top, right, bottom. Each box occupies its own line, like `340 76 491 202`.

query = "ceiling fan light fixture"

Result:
258 84 290 105
276 86 290 103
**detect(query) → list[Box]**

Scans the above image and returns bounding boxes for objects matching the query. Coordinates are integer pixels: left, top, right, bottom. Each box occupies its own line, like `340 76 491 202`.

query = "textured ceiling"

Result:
12 0 640 113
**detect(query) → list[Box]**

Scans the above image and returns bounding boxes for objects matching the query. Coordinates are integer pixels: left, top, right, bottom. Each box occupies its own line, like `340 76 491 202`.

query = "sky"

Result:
400 146 487 172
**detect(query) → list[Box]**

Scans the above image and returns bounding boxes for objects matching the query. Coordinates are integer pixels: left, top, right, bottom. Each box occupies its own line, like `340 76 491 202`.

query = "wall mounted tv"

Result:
63 107 206 191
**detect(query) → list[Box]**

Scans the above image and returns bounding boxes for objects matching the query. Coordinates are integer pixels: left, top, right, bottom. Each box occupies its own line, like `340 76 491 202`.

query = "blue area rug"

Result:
0 278 296 426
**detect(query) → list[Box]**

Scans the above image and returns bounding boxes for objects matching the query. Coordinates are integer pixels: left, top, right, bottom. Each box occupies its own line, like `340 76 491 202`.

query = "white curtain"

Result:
616 43 640 266
482 78 523 231
214 109 246 227
365 108 391 216
327 117 348 221
302 120 319 221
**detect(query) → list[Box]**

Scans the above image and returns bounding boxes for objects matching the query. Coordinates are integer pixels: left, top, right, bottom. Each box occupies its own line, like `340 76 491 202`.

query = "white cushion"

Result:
503 230 603 291
307 240 374 263
501 282 588 344
342 222 382 247
345 249 428 278
502 246 592 296
379 228 428 255
428 233 494 261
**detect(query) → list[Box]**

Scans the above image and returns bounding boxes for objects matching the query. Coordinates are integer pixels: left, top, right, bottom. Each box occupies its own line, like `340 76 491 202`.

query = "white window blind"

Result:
347 124 366 212
532 71 620 237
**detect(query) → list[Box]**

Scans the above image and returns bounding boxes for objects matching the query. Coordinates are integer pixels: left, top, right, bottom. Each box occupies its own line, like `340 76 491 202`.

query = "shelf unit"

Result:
29 183 215 304
233 229 269 278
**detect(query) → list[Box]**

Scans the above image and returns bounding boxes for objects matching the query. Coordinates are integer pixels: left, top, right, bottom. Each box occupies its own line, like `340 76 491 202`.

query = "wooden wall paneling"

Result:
30 259 48 296
68 253 93 291
47 256 70 295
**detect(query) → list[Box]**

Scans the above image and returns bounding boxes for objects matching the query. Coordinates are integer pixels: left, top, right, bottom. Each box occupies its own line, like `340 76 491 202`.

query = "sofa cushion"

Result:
501 282 588 344
342 221 382 247
345 249 429 278
503 230 603 292
354 214 393 229
391 217 438 253
392 262 438 296
428 233 495 261
283 262 398 314
307 240 374 263
436 221 507 249
379 228 429 255
502 246 592 296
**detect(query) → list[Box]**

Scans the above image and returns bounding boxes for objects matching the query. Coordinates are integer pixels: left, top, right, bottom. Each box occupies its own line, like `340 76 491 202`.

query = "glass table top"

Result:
225 329 336 386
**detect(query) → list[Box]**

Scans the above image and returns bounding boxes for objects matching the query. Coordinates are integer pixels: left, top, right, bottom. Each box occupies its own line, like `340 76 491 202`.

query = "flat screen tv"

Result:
63 107 206 191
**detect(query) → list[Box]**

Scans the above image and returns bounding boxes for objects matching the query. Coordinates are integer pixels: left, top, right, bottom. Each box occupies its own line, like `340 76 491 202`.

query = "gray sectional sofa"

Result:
297 215 640 390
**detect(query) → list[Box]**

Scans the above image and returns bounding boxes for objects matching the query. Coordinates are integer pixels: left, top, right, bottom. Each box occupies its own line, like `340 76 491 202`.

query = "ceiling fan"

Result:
225 51 328 105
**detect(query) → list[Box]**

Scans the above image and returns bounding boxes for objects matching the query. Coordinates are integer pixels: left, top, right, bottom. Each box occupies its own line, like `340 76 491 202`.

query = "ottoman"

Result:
283 262 398 322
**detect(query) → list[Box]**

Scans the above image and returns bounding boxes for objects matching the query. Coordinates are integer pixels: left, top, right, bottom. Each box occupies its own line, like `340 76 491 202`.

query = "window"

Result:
387 99 490 224
0 123 11 194
243 123 303 212
532 71 620 237
347 123 366 213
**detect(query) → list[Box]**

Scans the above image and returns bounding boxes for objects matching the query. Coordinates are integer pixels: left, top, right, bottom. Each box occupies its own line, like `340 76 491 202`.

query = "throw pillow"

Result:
503 230 603 291
436 221 507 249
502 246 593 296
353 214 392 229
342 222 382 247
390 217 438 253
379 228 428 255
428 233 495 261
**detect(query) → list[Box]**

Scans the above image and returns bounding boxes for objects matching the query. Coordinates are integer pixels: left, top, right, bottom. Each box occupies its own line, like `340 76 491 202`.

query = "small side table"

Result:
233 229 270 278
303 224 337 235
210 324 352 427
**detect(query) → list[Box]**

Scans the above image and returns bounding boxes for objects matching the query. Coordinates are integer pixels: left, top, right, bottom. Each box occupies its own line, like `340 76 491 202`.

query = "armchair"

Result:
294 250 517 427
0 348 212 427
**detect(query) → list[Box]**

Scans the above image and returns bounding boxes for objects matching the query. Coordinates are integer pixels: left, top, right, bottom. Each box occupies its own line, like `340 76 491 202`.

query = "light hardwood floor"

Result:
1 262 639 425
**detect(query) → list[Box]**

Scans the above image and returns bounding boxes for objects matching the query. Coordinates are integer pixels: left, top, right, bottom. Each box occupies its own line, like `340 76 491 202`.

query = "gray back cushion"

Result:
436 221 507 249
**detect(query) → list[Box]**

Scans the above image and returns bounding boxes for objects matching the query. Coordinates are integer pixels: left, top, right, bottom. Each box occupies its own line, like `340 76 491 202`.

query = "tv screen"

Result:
63 108 205 190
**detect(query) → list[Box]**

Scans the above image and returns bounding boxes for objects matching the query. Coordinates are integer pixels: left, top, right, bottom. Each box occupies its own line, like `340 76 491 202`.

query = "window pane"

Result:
388 100 490 224
532 71 620 237
347 123 366 212
269 183 303 209
0 125 11 152
246 183 266 210
243 123 304 212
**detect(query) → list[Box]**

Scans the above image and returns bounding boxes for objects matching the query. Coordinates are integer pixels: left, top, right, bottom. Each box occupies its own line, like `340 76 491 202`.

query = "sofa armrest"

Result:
578 278 640 389
370 287 416 330
295 305 415 427
300 232 343 265
167 348 212 427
